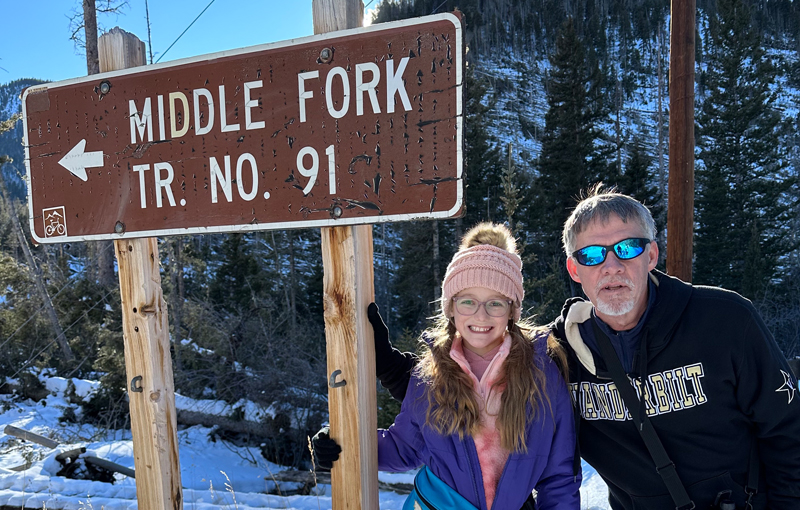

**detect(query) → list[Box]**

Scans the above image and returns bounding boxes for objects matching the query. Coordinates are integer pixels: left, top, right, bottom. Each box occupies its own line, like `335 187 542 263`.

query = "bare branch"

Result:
67 1 128 52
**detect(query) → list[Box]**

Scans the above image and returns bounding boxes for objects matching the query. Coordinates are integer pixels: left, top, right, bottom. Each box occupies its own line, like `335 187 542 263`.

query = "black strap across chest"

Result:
591 320 696 510
590 320 760 510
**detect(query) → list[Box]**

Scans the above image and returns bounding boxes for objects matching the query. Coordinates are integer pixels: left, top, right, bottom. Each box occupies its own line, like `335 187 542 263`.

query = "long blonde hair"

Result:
416 316 566 453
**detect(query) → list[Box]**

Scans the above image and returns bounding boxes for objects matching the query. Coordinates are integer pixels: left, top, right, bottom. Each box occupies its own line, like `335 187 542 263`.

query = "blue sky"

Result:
1 1 377 85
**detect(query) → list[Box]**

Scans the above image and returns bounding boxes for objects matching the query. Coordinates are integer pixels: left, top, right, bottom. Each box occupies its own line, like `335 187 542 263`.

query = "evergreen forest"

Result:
1 0 799 469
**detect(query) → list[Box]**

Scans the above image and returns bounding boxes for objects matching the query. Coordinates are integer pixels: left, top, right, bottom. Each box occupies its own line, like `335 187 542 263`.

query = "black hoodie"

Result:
551 270 800 509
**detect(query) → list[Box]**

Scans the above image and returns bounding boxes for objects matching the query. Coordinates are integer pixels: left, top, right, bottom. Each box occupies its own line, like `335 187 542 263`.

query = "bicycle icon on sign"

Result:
42 206 67 238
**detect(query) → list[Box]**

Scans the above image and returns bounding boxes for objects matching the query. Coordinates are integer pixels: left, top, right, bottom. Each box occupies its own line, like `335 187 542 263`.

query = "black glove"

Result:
520 491 537 510
311 426 341 470
369 303 393 376
369 302 417 402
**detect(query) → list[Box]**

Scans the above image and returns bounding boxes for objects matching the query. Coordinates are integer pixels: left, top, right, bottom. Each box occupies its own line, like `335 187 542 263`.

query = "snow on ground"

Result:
0 375 608 509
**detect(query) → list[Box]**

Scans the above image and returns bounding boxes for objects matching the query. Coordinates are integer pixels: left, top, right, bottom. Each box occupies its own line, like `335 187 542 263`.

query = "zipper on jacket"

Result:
490 454 513 510
463 436 485 510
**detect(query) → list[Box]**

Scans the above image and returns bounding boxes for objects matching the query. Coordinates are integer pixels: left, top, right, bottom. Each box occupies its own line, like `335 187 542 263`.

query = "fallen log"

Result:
56 447 86 462
176 409 280 438
84 455 135 479
268 469 413 495
7 461 32 472
3 425 59 449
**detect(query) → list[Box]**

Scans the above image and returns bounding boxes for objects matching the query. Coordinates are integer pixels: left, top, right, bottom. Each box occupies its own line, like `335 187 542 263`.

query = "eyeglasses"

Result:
452 297 513 317
572 238 653 267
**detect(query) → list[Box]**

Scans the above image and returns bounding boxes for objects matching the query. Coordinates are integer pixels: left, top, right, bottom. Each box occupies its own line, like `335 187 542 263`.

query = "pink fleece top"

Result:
449 333 512 510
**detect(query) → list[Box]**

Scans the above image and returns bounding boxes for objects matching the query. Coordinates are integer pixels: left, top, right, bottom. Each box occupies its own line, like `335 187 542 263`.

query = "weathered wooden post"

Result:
99 28 183 510
312 2 379 509
320 224 377 510
666 0 696 282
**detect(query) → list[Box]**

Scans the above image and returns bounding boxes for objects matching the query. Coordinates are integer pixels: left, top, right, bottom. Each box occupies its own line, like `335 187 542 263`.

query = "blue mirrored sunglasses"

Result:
572 237 653 266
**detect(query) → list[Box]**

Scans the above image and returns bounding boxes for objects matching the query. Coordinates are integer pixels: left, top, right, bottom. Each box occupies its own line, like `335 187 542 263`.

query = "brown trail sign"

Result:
22 14 463 243
21 9 463 509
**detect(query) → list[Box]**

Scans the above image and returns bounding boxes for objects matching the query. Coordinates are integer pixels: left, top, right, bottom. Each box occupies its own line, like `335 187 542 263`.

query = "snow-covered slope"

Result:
0 373 609 509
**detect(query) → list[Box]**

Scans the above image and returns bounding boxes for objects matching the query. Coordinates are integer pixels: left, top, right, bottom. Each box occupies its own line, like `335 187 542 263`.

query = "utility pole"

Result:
666 0 696 282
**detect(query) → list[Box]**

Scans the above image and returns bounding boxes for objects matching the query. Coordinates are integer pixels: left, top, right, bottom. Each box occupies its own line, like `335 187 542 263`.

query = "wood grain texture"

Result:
98 27 146 73
666 0 696 283
321 225 377 510
312 0 364 34
103 27 182 509
313 2 377 509
115 237 183 509
100 29 181 509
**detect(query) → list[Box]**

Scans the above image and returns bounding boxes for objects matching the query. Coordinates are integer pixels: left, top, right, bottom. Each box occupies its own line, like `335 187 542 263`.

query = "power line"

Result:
431 0 449 14
155 0 218 64
156 0 378 65
0 285 118 392
0 242 115 351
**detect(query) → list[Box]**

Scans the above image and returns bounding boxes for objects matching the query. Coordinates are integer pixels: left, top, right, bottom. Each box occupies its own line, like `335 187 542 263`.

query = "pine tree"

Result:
522 17 612 318
528 17 611 249
393 220 458 332
618 136 663 235
462 66 505 226
209 234 267 314
695 0 795 297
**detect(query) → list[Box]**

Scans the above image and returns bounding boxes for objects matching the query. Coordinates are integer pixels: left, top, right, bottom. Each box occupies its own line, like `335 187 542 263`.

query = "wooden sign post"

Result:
313 3 378 510
100 28 183 510
321 224 377 510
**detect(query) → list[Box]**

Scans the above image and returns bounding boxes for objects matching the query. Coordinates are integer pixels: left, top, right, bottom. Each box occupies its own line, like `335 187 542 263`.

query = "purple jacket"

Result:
377 339 581 510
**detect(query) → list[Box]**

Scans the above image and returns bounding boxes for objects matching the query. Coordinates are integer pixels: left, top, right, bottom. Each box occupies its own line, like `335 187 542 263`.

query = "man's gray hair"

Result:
562 187 657 256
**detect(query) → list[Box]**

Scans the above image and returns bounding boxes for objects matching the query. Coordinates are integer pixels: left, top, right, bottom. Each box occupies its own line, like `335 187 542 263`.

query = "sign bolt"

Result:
114 221 126 234
333 206 343 218
319 47 333 64
98 81 111 95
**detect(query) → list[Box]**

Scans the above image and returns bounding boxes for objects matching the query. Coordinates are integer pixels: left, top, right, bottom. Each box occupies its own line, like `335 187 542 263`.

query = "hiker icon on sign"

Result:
43 206 67 238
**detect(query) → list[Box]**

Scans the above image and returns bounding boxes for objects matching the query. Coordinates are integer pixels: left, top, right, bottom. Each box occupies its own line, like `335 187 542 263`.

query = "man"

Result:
365 189 800 509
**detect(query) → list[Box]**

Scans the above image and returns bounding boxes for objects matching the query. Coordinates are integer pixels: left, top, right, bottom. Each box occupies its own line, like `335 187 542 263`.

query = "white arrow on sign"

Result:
58 139 103 182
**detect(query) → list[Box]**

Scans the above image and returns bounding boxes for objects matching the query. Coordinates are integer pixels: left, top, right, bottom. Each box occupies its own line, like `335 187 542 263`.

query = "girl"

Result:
318 223 580 510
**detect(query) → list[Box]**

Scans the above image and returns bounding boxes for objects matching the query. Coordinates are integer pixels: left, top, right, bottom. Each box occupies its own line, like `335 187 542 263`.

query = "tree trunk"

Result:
432 220 440 301
657 23 668 264
616 72 622 177
270 231 293 330
289 231 297 333
83 0 100 75
169 237 184 373
83 0 115 285
0 173 74 362
666 0 696 282
98 243 116 287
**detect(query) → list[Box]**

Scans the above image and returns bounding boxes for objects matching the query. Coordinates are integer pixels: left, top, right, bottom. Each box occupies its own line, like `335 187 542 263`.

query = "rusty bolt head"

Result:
320 47 333 63
99 81 111 95
114 221 125 234
333 206 343 218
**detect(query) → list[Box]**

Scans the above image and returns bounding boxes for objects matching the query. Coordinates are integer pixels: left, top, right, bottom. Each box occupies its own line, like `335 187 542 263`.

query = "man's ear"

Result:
566 257 581 283
648 240 659 271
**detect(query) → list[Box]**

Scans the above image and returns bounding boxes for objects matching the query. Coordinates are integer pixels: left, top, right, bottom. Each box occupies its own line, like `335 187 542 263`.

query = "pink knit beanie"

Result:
441 224 524 320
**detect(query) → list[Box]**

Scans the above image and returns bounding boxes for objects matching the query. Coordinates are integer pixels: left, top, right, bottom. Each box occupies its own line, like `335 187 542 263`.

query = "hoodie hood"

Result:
552 270 694 376
641 270 693 352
